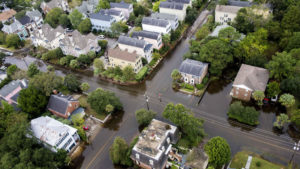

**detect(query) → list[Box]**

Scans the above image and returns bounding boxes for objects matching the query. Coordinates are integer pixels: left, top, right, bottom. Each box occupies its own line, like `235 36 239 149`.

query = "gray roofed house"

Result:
215 5 242 14
151 12 179 30
90 12 114 21
179 59 209 84
31 23 65 43
99 9 122 16
1 19 29 40
118 35 148 49
142 17 171 34
142 17 169 28
230 64 269 101
110 1 131 9
90 12 116 32
47 93 80 119
17 15 31 25
168 0 190 4
0 79 28 105
132 31 160 40
25 10 43 28
40 0 69 14
159 1 184 10
76 0 98 17
228 0 252 7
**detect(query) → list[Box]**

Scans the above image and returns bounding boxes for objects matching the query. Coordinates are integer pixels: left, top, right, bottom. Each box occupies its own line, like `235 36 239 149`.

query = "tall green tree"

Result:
6 64 19 78
64 74 80 92
68 9 84 29
95 0 110 12
122 66 135 82
285 32 300 51
218 27 241 41
280 77 300 97
45 7 64 28
109 137 131 166
266 81 281 98
93 58 105 75
227 101 260 125
273 114 290 129
27 63 39 77
171 69 182 82
78 18 92 34
59 14 71 28
204 136 231 168
5 34 22 48
29 72 63 96
135 109 157 126
80 82 90 92
281 2 300 32
279 93 295 108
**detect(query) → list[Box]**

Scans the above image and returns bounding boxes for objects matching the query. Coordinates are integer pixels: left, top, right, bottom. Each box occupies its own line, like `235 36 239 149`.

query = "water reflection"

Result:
102 111 125 131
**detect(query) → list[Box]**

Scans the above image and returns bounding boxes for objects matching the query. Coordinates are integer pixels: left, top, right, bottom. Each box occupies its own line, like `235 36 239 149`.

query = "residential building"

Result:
131 119 179 169
132 30 163 50
90 12 116 32
99 9 125 22
228 0 252 7
110 1 133 19
107 47 143 73
40 0 69 14
30 116 80 152
230 64 269 101
76 0 98 18
0 71 7 83
142 17 171 35
17 10 43 33
179 59 208 85
159 1 186 21
60 30 101 57
0 79 28 105
185 148 209 169
0 9 16 23
151 13 179 30
47 93 81 119
1 20 28 40
215 5 242 25
167 0 192 8
118 36 153 62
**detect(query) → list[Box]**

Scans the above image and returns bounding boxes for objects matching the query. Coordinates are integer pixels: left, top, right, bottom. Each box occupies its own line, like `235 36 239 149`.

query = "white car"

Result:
98 35 105 39
4 52 13 56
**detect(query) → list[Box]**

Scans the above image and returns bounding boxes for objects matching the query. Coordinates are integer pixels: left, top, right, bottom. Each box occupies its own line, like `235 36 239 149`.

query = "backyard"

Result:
78 95 107 120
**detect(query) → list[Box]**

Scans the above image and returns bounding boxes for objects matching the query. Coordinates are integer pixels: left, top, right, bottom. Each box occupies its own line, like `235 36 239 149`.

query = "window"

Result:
244 93 248 96
184 77 188 82
162 146 165 151
190 79 194 84
136 153 140 159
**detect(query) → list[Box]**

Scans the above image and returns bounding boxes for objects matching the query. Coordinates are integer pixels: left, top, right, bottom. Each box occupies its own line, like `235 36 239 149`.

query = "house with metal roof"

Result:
110 1 133 19
151 13 179 30
107 47 143 73
90 12 116 32
118 36 153 62
40 0 69 14
159 1 186 21
0 79 28 105
99 9 125 22
142 17 171 35
30 116 80 152
215 5 242 25
76 0 98 18
1 19 28 40
131 119 179 169
179 59 208 85
132 30 163 50
47 93 81 119
230 64 269 101
228 0 252 7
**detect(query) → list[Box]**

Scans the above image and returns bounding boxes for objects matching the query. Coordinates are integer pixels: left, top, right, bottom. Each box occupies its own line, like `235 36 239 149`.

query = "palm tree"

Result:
279 93 295 108
171 69 182 82
252 91 265 106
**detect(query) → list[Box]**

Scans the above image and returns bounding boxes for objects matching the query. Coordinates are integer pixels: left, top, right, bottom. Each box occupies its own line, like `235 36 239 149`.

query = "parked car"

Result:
4 51 13 56
83 125 89 131
98 35 105 39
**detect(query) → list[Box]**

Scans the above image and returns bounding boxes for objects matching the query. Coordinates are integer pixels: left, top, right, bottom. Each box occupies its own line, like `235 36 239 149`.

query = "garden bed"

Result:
176 76 210 97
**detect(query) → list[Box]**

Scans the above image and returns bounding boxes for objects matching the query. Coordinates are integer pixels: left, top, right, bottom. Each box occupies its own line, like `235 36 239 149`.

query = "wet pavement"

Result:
3 13 300 169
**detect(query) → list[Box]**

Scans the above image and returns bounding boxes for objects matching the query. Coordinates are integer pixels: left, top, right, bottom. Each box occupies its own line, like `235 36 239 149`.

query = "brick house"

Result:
0 79 28 105
179 59 208 85
230 64 269 101
47 93 80 119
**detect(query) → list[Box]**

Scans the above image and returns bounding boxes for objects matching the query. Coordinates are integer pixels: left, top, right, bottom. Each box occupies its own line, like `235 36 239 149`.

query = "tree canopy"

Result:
78 18 92 34
135 109 157 126
29 72 63 96
64 74 81 92
227 101 260 125
68 9 84 29
45 8 64 28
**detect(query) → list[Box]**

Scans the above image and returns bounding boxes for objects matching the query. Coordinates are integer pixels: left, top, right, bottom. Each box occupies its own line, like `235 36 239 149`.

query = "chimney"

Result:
53 90 58 95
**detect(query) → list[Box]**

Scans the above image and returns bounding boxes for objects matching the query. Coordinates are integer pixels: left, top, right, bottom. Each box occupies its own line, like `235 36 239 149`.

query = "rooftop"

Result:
215 5 243 14
167 0 190 4
132 30 160 40
47 93 78 116
1 20 23 34
32 24 65 42
26 10 42 20
30 116 77 147
142 17 170 28
118 35 147 49
17 15 31 25
228 0 252 7
233 64 269 91
160 1 184 10
108 47 140 62
179 59 208 77
99 9 122 16
0 79 28 98
210 24 230 37
110 1 131 9
90 12 114 21
0 9 16 22
151 12 178 21
133 119 177 159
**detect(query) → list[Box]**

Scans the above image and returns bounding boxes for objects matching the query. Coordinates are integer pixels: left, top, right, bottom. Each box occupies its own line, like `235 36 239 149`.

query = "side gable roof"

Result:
142 17 169 28
110 1 131 9
47 94 78 116
132 30 160 40
179 59 208 77
0 9 16 22
160 1 184 10
118 35 146 49
90 12 114 21
0 79 28 98
108 47 140 62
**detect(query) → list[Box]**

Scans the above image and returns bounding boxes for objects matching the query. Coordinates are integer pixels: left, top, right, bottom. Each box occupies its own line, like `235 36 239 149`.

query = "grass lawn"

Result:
78 95 107 120
230 151 286 169
0 44 16 51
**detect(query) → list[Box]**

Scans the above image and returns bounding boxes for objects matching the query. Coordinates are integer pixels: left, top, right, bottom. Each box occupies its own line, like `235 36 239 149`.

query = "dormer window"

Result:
135 153 140 159
149 160 153 166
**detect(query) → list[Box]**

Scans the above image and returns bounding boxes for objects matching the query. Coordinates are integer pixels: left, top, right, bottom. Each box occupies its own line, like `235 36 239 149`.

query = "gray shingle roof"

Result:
1 20 23 34
90 12 114 21
47 93 78 116
110 1 131 9
17 15 31 25
99 9 121 16
233 64 269 91
132 30 160 40
151 12 178 21
160 1 184 10
179 59 208 77
142 17 169 28
167 0 190 4
215 5 242 14
228 0 252 7
0 79 28 98
118 35 146 49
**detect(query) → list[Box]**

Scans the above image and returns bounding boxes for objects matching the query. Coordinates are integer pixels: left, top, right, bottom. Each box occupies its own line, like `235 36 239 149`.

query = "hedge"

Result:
135 66 148 81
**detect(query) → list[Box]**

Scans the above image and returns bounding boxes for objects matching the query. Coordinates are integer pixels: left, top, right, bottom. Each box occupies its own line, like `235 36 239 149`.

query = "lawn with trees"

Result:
227 101 260 125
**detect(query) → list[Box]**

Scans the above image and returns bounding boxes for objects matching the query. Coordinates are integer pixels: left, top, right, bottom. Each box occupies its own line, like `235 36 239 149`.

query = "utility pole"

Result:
144 93 150 110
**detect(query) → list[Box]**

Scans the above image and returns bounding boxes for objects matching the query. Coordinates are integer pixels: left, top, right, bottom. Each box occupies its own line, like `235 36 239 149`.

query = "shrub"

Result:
148 58 158 67
227 101 260 125
135 66 148 81
202 76 209 85
256 161 261 167
184 83 194 90
196 83 205 90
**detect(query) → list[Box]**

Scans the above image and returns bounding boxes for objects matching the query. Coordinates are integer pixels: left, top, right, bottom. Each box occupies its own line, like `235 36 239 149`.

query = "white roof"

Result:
30 116 77 147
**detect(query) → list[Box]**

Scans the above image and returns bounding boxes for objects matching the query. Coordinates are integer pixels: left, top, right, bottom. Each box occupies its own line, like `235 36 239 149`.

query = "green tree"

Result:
266 81 281 98
80 82 90 92
105 104 114 114
185 7 198 25
252 91 265 106
279 93 295 108
109 137 131 166
204 136 231 168
17 86 48 118
290 109 300 128
93 58 104 75
152 1 161 12
77 54 92 66
6 64 19 78
45 7 64 28
280 77 300 97
64 74 80 92
15 10 26 20
98 40 108 50
285 32 300 52
196 24 210 40
70 59 79 69
218 27 241 41
227 101 260 125
266 52 296 81
135 109 157 126
27 63 39 77
95 0 110 12
68 9 84 29
273 114 290 129
87 88 123 114
78 18 92 34
219 0 228 5
29 72 63 96
281 2 300 32
0 31 6 45
59 14 71 28
122 65 135 81
111 22 129 36
162 34 170 46
163 103 205 147
171 69 182 82
6 34 21 48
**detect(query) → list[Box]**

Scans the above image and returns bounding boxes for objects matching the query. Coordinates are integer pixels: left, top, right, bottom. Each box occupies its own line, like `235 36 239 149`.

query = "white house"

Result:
40 0 69 14
90 12 116 32
110 1 133 19
142 17 171 35
159 1 186 21
151 12 179 30
76 0 98 18
118 35 153 62
30 116 80 152
26 10 43 29
99 9 125 22
132 30 163 50
167 0 192 8
215 5 242 25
